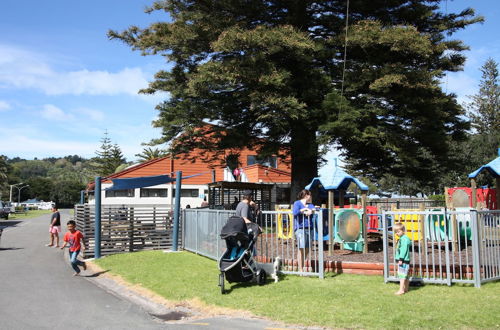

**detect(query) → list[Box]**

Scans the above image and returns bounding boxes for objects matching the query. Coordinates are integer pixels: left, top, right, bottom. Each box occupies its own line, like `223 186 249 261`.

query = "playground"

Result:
182 151 500 286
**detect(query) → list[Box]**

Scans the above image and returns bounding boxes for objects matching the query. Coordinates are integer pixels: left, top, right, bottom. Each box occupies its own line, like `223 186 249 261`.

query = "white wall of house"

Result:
88 183 208 209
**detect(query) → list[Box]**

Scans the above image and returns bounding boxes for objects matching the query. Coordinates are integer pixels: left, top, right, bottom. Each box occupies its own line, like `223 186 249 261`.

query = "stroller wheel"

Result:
219 273 225 294
256 270 267 286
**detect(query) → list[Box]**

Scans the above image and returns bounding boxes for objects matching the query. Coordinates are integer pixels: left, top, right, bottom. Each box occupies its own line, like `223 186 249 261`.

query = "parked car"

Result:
0 201 10 220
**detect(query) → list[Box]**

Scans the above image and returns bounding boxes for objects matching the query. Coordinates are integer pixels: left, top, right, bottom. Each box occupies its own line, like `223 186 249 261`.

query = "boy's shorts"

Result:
398 263 410 279
49 226 61 234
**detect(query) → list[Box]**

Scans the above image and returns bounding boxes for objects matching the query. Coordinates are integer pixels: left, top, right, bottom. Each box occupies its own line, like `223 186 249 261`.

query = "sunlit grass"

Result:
95 251 500 329
6 209 52 219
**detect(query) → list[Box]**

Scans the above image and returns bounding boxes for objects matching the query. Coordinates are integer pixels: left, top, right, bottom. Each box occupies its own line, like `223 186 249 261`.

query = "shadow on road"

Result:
0 247 24 251
0 220 23 228
83 270 110 278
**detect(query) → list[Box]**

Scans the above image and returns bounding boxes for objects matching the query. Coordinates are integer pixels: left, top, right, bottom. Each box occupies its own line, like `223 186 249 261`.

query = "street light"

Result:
9 183 24 203
17 185 29 204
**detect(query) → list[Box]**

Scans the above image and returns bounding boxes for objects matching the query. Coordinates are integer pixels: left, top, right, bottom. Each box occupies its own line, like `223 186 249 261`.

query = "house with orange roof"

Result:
87 147 291 208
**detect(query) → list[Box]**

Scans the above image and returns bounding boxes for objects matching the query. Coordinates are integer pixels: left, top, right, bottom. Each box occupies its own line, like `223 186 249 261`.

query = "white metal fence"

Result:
183 209 324 278
183 208 500 285
382 209 500 287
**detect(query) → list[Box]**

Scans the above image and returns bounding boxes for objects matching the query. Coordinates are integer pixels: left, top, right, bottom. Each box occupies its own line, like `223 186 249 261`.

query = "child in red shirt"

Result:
60 220 86 276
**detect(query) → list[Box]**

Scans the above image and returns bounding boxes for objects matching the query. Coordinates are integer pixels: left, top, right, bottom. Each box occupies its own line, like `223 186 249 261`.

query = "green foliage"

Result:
460 58 500 186
95 251 500 329
0 155 10 198
432 58 500 190
135 147 167 162
1 155 94 207
110 0 482 198
50 180 85 207
467 58 500 135
92 131 126 176
428 194 445 202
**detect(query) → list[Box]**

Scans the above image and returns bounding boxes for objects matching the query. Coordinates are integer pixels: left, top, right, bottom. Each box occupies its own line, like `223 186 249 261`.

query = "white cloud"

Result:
0 134 97 158
76 108 105 121
41 104 74 121
0 100 11 111
0 44 151 96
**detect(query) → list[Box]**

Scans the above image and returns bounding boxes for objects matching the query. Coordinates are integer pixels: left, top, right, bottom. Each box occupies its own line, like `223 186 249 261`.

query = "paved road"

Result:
0 210 295 330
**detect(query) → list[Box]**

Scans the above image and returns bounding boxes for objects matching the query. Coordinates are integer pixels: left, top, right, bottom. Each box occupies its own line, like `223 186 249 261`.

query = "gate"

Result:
383 209 500 287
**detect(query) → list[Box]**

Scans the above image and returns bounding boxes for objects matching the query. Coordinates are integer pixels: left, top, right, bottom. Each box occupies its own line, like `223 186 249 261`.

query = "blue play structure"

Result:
306 160 370 253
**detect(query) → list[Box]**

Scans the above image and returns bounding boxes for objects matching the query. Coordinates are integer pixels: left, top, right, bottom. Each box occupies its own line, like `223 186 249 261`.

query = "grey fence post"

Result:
471 210 482 288
172 170 182 251
216 211 221 260
195 209 199 254
216 211 220 260
443 209 452 286
94 177 102 259
318 210 324 279
382 211 389 283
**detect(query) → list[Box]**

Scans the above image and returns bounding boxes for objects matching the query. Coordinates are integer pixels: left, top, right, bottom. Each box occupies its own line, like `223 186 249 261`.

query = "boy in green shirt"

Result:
394 222 411 295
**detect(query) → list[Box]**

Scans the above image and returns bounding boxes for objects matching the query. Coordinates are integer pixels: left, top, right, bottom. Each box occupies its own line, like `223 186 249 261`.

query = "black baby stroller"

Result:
218 216 266 294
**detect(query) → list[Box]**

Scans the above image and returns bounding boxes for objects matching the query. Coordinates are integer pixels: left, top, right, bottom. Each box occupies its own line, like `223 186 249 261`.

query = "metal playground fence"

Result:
182 209 324 278
184 208 500 286
382 209 500 287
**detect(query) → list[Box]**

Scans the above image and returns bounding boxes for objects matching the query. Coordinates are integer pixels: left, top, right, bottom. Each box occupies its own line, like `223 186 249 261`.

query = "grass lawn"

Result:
95 251 500 329
6 209 52 219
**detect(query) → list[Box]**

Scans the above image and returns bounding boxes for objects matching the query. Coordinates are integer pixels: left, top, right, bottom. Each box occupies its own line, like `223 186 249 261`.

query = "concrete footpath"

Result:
0 210 299 330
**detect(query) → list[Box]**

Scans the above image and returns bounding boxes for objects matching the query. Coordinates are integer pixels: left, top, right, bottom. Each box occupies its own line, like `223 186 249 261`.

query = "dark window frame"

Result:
173 188 200 198
105 189 135 198
247 155 277 168
140 188 168 198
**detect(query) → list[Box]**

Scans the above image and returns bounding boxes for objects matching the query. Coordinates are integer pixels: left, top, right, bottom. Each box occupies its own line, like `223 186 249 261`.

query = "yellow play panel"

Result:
393 209 424 241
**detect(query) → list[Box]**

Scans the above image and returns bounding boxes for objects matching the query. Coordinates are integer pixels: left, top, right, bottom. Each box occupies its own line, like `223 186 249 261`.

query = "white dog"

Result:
258 256 282 283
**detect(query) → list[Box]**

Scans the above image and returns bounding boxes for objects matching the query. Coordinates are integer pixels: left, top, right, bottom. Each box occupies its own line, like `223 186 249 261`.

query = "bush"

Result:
428 194 445 202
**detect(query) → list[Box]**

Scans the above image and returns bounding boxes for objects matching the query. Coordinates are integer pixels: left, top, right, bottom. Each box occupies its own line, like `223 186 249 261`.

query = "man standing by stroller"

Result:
235 190 259 224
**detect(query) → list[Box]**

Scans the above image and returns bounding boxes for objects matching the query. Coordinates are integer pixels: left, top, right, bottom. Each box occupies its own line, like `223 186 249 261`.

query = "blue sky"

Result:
0 1 498 169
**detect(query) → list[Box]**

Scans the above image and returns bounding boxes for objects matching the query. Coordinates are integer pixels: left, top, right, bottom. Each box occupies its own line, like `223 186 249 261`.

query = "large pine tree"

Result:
109 0 481 197
464 58 500 185
467 58 500 137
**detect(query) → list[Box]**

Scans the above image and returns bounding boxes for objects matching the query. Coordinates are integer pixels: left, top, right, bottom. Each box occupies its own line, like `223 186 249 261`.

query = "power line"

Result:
339 0 350 117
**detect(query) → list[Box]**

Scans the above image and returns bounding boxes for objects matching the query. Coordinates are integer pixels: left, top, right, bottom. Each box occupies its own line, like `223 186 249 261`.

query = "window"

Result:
140 188 168 198
105 189 135 198
173 189 200 198
276 187 291 204
247 155 277 168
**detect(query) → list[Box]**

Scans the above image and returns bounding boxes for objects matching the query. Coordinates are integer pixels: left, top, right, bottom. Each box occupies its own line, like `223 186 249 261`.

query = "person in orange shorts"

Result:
46 206 61 247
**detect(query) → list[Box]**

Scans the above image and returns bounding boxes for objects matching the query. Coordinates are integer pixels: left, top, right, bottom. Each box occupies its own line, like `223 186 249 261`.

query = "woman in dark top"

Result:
47 206 61 247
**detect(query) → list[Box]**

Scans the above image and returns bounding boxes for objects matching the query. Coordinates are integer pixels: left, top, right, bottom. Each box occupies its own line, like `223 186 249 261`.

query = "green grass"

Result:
95 251 500 329
6 209 52 219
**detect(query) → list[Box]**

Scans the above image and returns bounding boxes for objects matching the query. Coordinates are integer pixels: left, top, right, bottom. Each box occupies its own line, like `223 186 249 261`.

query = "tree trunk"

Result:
290 125 318 203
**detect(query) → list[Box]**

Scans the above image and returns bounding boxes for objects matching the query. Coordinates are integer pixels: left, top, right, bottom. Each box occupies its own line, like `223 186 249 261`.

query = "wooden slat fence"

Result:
369 199 444 211
74 204 178 258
